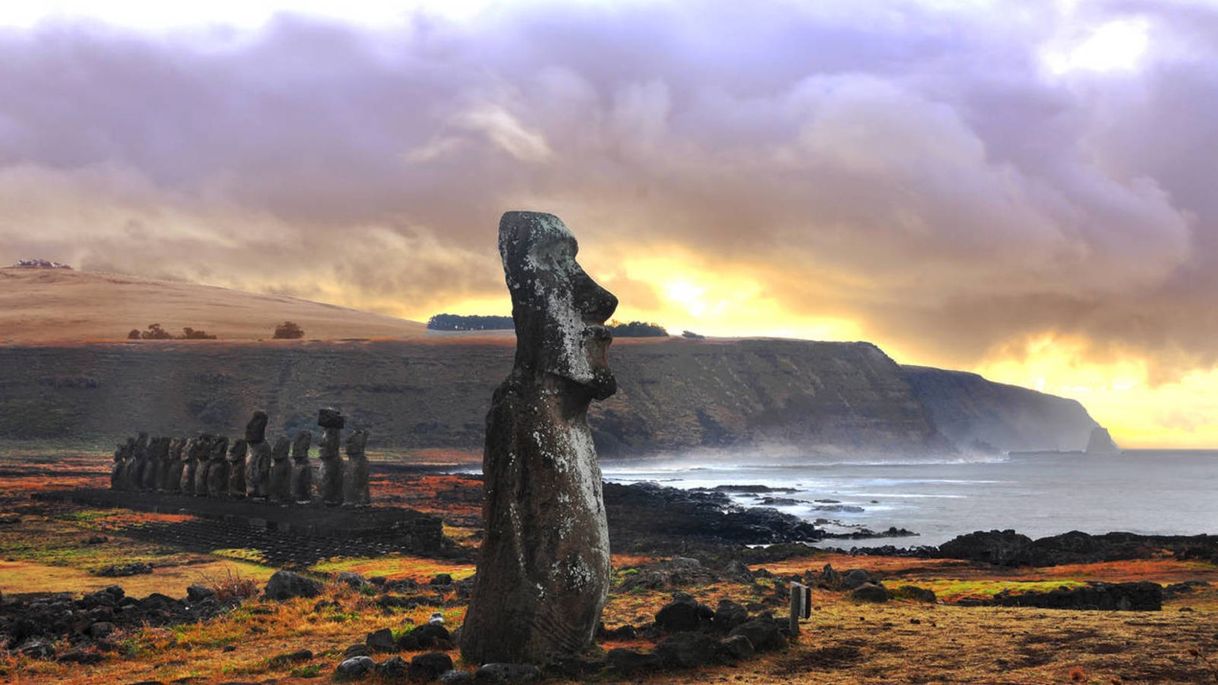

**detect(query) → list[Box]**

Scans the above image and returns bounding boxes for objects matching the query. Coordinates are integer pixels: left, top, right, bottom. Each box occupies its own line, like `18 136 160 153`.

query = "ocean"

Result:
600 450 1218 547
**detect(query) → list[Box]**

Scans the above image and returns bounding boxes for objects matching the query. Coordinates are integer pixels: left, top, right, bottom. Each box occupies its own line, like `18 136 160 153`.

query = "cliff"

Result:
0 338 956 456
901 365 1101 453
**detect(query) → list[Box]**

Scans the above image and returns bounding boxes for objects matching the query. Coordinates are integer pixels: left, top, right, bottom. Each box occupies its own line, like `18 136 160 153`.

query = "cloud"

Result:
0 0 1216 384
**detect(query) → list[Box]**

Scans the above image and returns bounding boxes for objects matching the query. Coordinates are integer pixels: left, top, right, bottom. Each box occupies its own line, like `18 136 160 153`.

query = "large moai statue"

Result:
268 437 292 503
317 408 344 506
144 437 168 491
227 438 248 498
129 433 150 491
165 438 186 493
342 429 370 507
116 438 136 491
289 431 313 504
460 212 619 665
244 411 271 500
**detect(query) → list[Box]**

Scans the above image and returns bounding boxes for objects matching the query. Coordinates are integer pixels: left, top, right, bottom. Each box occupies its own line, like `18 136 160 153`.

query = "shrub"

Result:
127 329 141 340
140 323 174 340
682 330 705 339
427 313 514 331
198 568 260 603
608 320 669 337
273 320 305 339
181 327 217 340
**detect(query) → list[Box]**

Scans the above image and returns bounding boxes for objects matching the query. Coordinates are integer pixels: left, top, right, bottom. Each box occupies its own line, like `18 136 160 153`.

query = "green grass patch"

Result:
920 578 1087 601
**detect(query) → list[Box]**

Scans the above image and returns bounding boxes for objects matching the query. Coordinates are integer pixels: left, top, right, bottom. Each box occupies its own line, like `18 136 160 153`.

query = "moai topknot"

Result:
317 408 344 506
227 438 248 498
165 437 186 493
290 431 313 504
268 436 292 503
342 429 370 507
461 212 618 665
244 411 271 500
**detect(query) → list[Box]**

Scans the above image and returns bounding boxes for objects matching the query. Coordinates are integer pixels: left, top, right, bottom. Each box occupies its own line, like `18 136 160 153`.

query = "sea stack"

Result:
460 211 618 665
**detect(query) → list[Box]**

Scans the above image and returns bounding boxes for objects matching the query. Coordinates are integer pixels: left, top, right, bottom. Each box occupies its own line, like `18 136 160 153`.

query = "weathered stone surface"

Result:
473 663 541 683
226 438 248 498
366 627 396 653
343 429 371 507
163 437 185 493
290 430 313 503
655 594 711 633
318 409 344 506
129 432 148 491
244 410 271 500
264 570 322 600
410 652 455 681
654 631 720 669
727 615 785 652
268 436 292 503
109 442 125 490
850 583 890 603
461 212 618 665
335 655 376 680
991 581 1162 611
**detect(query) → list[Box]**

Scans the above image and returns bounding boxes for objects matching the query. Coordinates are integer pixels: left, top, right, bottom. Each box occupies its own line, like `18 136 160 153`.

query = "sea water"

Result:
600 450 1218 547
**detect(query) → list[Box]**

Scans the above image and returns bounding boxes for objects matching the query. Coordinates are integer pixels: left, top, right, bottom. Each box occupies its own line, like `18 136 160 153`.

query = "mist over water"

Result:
601 450 1218 547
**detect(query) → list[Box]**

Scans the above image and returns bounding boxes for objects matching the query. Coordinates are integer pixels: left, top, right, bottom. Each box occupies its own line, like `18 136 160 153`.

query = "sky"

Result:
1 0 1216 447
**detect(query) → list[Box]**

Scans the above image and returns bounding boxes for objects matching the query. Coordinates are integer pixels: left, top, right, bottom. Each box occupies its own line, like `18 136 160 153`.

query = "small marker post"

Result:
789 582 811 636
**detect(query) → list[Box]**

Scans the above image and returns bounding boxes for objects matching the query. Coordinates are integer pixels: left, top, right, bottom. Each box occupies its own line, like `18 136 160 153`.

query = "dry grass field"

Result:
0 449 1215 684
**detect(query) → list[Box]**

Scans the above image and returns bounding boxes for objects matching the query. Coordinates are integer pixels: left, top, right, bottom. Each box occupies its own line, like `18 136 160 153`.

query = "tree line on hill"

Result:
428 313 671 337
126 321 305 341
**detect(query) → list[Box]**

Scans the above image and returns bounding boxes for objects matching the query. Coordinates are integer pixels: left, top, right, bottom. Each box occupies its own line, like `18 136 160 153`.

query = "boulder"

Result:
377 655 409 680
937 530 1033 566
366 627 396 653
398 623 450 650
440 671 475 685
473 662 542 683
410 652 455 681
991 581 1162 611
719 634 755 661
711 599 749 632
850 583 890 603
841 569 873 589
264 570 322 600
335 655 377 680
186 584 216 602
655 594 708 633
654 631 720 669
606 648 660 675
893 585 937 603
728 615 785 652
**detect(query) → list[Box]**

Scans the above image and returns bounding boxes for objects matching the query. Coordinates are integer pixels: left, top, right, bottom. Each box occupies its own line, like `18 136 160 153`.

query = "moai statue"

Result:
227 438 248 498
115 438 136 491
342 430 371 507
165 438 186 493
181 435 205 496
461 212 619 665
198 435 228 497
110 443 125 490
130 432 150 491
145 437 168 491
289 431 313 504
317 408 344 506
243 411 271 500
268 436 292 503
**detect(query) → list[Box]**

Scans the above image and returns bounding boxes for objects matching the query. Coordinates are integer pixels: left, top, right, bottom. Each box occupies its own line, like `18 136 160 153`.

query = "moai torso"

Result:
227 439 248 498
110 443 125 490
268 436 292 503
146 437 168 491
461 212 618 665
342 430 371 507
182 436 206 496
317 409 344 506
289 431 313 503
116 438 136 491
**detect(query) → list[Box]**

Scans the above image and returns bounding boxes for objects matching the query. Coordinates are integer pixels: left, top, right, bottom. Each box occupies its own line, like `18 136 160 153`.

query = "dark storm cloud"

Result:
0 0 1214 374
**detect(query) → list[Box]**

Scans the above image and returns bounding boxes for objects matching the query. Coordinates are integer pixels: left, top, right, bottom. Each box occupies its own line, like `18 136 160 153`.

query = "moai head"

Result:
499 211 618 401
291 431 312 463
245 411 269 444
124 437 136 458
169 437 184 460
271 436 291 462
345 429 368 459
318 408 345 430
192 435 211 461
135 432 150 457
227 439 247 462
113 443 124 462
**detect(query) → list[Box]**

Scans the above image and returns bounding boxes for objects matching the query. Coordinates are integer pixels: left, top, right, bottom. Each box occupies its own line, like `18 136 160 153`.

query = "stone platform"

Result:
35 489 450 566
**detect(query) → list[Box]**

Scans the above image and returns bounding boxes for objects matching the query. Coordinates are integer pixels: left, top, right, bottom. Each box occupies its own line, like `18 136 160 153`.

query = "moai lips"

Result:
461 212 617 665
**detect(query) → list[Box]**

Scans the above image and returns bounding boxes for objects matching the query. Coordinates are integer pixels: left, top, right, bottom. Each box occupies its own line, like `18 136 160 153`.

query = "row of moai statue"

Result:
109 408 371 506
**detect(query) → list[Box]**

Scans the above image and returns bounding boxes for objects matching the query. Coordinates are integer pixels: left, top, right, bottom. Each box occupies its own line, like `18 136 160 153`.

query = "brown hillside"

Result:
0 267 427 343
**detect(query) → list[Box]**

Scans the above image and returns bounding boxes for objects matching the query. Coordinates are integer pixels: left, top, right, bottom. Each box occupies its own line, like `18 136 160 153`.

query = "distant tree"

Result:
608 320 669 337
127 329 141 340
140 323 173 340
181 327 217 340
681 330 705 339
273 320 305 339
427 314 514 331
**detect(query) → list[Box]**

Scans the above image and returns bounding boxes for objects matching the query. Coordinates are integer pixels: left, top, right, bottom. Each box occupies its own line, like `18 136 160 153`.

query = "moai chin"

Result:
289 431 313 504
460 211 618 665
227 438 249 498
342 429 371 508
317 408 344 506
268 436 292 504
244 411 271 500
